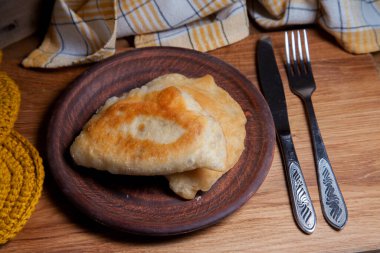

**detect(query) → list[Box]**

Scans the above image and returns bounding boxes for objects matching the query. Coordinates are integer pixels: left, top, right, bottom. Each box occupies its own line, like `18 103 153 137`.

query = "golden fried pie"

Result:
144 74 247 199
70 85 227 175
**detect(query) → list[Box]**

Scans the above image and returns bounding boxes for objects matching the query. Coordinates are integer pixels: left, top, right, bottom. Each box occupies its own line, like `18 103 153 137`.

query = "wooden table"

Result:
1 29 380 252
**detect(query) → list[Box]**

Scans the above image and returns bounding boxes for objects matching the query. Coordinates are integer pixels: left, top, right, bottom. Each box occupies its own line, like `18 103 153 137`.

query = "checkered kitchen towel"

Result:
22 0 249 68
251 0 380 54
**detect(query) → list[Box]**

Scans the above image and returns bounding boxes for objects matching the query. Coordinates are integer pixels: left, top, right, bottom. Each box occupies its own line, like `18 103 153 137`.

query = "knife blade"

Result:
256 37 317 234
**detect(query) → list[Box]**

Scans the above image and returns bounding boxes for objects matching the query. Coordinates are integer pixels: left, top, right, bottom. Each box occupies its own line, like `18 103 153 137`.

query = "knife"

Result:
256 37 317 234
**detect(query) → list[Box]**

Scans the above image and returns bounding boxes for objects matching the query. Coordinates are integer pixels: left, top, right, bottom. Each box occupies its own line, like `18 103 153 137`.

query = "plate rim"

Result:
47 46 276 236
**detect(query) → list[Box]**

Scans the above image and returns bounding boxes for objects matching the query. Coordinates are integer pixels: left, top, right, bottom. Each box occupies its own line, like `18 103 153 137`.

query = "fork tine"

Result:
303 29 312 73
297 31 303 62
303 29 310 63
291 31 297 64
285 32 290 65
297 30 307 74
290 31 300 75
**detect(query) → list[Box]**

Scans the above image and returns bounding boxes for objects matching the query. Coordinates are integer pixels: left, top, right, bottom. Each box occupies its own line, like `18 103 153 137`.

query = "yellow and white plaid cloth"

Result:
23 0 380 68
22 0 249 68
252 0 380 54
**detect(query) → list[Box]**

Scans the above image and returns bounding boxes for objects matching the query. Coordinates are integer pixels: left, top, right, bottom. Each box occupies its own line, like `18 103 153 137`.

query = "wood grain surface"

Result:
0 0 51 49
1 29 380 252
46 47 275 235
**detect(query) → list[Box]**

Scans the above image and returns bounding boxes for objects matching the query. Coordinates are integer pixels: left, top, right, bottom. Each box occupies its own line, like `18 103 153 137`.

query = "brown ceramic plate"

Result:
47 47 275 236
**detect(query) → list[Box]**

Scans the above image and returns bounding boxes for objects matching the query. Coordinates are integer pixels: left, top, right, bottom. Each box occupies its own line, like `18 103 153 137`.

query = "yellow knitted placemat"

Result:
0 130 44 244
0 70 44 244
0 72 20 144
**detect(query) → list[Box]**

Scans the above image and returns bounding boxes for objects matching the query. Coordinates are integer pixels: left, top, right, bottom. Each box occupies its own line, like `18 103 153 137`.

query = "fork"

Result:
284 30 348 230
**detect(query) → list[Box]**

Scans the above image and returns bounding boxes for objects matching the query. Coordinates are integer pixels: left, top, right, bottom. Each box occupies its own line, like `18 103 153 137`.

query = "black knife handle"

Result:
278 134 317 234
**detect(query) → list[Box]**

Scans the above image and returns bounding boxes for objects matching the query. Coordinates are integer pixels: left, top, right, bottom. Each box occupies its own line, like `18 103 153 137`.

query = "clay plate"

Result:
47 47 275 236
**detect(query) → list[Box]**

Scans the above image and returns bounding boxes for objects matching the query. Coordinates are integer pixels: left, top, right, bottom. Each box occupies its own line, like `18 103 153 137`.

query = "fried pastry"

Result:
70 85 227 175
145 74 247 199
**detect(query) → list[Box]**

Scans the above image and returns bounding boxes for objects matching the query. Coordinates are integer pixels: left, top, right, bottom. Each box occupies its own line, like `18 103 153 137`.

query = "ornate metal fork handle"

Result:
285 30 348 230
304 97 348 229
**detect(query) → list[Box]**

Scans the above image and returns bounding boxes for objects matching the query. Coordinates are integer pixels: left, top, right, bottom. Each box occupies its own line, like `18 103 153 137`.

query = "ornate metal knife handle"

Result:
279 134 316 234
317 157 347 229
288 162 316 234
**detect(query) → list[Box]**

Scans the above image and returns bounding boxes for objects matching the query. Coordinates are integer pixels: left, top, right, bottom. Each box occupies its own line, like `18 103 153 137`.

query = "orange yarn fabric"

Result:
0 71 44 244
0 72 20 143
